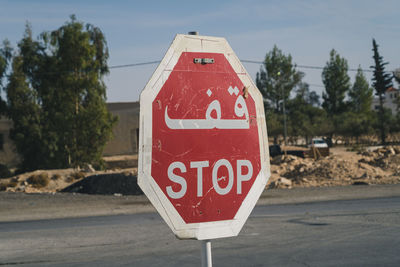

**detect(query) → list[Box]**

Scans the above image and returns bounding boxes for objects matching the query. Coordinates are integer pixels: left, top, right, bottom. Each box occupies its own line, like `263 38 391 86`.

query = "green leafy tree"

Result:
348 66 373 114
287 84 330 144
393 68 400 116
6 16 117 171
0 40 12 114
256 45 302 144
265 110 283 144
6 56 43 171
338 66 374 142
256 45 302 113
321 49 351 136
370 38 393 144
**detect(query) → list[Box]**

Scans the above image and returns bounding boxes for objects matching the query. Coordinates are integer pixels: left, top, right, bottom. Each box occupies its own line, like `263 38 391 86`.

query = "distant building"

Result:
371 87 399 115
0 102 140 167
103 102 140 156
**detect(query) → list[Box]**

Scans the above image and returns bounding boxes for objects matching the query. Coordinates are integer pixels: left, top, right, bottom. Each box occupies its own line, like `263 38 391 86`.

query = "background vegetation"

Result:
0 16 399 173
0 16 117 172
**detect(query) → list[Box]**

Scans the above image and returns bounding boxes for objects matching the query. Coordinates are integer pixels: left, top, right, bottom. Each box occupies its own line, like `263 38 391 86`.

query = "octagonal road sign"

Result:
138 34 270 240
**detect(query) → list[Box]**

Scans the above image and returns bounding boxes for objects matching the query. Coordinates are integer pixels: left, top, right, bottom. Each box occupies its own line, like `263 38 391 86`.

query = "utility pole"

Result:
278 71 288 151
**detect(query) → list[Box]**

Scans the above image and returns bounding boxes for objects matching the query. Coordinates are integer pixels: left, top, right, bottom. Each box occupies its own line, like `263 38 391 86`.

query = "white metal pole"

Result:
201 240 212 267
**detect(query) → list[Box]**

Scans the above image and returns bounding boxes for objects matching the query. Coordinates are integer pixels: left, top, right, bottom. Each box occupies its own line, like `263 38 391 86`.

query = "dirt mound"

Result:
1 148 399 194
269 146 400 189
0 166 138 194
61 173 142 195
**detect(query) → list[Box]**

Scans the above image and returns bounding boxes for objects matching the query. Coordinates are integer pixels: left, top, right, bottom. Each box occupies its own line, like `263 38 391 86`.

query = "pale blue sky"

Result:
1 0 399 102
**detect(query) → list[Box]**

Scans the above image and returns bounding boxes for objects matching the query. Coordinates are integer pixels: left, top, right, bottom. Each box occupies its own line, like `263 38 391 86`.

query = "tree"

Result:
256 45 302 113
287 85 330 144
338 66 374 142
370 38 393 144
321 49 351 136
6 16 117 171
393 68 400 114
256 45 302 144
295 82 321 107
0 40 12 114
348 66 373 114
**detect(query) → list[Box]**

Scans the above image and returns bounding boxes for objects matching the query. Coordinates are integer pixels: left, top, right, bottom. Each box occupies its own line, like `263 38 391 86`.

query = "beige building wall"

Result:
103 102 140 156
371 87 399 115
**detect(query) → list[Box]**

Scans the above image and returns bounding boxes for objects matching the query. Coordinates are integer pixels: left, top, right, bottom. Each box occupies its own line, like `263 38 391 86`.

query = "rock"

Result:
352 181 369 186
16 185 25 192
83 164 95 173
268 177 292 189
278 177 292 187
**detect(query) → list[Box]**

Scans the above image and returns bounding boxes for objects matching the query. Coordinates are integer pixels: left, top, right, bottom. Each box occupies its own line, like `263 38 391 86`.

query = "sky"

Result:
1 0 399 103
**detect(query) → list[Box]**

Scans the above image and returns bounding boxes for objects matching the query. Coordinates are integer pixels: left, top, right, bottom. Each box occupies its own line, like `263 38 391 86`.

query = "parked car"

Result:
309 138 328 148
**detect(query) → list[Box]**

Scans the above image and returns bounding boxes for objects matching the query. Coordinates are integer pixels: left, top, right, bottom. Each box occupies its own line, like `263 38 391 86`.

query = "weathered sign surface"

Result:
138 34 270 240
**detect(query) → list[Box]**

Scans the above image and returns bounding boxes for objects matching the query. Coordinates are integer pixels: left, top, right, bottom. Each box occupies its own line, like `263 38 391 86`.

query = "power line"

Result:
241 59 374 73
3 58 388 78
109 60 161 69
108 58 375 73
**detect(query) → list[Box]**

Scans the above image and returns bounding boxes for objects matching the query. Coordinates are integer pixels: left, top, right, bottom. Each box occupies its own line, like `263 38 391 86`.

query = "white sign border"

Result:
138 34 271 240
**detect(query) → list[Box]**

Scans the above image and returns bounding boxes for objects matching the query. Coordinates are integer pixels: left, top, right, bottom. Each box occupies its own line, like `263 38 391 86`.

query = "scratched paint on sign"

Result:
151 52 261 224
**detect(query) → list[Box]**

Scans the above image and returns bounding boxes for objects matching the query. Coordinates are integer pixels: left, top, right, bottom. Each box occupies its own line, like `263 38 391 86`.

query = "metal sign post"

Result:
201 240 212 267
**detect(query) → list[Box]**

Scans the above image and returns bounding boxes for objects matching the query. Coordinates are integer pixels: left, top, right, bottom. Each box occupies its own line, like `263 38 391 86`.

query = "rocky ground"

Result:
0 167 138 194
0 146 399 195
268 146 400 189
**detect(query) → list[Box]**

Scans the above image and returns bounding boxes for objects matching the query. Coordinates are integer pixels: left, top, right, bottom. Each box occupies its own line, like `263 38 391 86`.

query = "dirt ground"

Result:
268 146 400 189
0 146 399 194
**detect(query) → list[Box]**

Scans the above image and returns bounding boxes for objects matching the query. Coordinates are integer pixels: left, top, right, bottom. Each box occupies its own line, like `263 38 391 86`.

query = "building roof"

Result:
387 87 399 92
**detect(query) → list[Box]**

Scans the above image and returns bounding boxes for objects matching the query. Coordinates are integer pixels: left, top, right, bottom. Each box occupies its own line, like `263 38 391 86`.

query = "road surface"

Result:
1 187 400 266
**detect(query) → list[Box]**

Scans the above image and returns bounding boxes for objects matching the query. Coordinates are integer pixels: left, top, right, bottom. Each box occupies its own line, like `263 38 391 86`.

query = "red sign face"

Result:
151 52 261 224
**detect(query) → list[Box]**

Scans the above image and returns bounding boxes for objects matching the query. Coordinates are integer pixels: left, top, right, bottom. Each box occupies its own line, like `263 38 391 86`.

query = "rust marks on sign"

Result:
242 86 249 99
156 99 162 110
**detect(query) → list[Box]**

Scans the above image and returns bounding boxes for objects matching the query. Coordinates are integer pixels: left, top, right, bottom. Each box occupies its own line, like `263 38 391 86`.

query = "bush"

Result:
27 173 49 188
51 174 61 180
66 172 85 183
0 164 12 179
71 172 85 180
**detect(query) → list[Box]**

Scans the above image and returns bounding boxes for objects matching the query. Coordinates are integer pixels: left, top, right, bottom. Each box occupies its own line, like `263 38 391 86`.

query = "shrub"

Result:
51 174 61 180
27 173 49 188
0 164 12 179
66 172 85 183
71 172 85 180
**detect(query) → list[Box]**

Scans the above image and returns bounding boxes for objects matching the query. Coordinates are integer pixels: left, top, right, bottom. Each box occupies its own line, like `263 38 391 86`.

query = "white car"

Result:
309 138 328 148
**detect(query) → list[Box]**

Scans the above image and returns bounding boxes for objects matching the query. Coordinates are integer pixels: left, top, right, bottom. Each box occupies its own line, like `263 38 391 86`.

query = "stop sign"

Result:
138 34 270 240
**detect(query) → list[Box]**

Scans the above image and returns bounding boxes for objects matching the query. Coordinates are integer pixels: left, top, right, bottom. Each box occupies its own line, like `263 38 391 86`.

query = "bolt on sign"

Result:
138 34 270 240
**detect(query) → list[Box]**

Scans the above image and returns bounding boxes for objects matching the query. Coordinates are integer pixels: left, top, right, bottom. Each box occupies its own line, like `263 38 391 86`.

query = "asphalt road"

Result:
1 194 400 266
